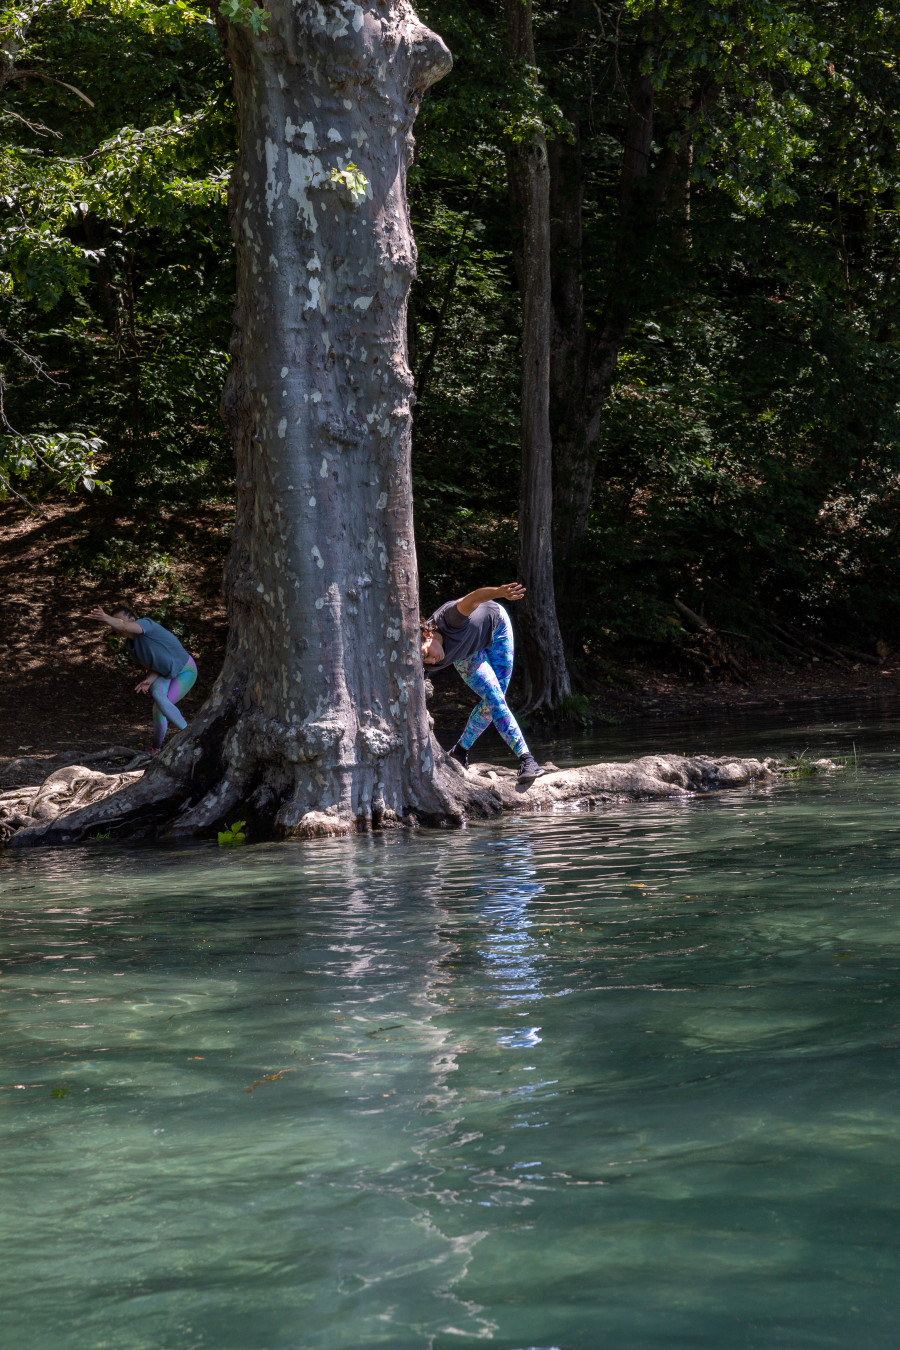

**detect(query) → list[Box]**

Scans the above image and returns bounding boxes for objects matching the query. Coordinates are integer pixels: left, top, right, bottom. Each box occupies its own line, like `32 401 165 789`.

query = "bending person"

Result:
88 605 197 753
421 582 545 784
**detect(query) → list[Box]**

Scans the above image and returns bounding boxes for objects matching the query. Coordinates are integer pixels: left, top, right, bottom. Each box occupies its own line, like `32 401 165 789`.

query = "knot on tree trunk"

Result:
359 724 402 758
230 713 347 767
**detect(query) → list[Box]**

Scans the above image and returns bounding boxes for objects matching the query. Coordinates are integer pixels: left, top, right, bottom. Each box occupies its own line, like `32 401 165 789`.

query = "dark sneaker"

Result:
449 743 469 769
517 754 545 784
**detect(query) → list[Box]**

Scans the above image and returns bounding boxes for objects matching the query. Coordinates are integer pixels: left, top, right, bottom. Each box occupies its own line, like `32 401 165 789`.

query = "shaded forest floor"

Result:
3 500 900 777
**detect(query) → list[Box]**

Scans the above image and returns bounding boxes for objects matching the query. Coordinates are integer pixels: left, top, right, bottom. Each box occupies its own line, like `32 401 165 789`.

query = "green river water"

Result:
3 703 900 1349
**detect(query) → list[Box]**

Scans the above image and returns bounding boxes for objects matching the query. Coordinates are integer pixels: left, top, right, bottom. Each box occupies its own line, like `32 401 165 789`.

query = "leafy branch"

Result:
219 0 268 36
0 428 110 504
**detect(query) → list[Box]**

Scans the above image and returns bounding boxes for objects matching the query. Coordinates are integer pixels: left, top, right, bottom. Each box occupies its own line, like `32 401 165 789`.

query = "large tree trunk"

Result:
9 0 511 844
505 0 571 711
206 1 461 838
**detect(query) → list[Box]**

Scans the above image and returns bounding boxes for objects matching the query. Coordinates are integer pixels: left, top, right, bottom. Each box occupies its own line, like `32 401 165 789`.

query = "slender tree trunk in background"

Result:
414 189 481 403
587 64 656 442
548 126 599 564
545 63 658 567
547 60 655 572
551 47 710 570
18 0 513 843
505 0 571 710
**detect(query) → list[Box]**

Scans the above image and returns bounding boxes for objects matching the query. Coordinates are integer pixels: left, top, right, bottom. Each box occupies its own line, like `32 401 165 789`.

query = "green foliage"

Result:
56 529 173 584
1 0 234 507
217 819 246 848
573 289 900 649
626 0 824 210
780 753 816 778
218 0 268 36
412 0 900 652
0 429 108 500
66 0 212 33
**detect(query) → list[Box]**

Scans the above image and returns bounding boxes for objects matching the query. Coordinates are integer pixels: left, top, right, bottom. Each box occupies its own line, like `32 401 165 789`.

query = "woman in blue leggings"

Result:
88 604 197 752
421 583 545 785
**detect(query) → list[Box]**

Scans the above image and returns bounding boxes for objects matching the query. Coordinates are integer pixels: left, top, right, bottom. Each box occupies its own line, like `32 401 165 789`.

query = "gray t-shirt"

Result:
426 599 501 672
126 618 191 680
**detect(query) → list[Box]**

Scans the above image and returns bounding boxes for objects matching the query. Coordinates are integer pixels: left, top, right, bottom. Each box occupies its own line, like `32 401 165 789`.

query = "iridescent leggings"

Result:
454 609 529 757
150 657 197 749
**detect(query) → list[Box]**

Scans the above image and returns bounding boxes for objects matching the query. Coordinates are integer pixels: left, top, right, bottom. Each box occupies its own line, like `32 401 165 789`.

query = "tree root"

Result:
1 748 841 849
1 763 177 844
3 689 245 847
459 752 784 810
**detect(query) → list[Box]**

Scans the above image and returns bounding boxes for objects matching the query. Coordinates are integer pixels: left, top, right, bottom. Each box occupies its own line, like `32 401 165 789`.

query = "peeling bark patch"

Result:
286 151 319 233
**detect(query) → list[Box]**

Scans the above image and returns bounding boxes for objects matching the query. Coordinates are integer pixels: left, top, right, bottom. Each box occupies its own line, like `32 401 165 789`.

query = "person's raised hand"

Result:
135 676 155 695
496 582 526 603
87 606 110 623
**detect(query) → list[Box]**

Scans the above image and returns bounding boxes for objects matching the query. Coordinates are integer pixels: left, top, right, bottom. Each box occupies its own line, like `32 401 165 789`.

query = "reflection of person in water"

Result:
479 833 546 1009
420 583 545 784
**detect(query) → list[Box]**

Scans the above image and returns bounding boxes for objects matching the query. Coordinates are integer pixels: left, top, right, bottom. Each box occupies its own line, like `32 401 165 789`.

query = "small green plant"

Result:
218 820 247 848
90 830 112 840
831 744 859 773
781 752 814 777
329 163 370 205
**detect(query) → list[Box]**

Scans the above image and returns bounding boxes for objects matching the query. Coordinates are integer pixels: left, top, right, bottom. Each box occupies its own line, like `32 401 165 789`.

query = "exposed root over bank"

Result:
456 752 784 809
1 751 838 849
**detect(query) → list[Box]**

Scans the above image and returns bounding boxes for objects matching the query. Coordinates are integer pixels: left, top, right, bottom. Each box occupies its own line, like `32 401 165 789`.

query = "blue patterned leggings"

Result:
454 609 529 757
150 657 197 750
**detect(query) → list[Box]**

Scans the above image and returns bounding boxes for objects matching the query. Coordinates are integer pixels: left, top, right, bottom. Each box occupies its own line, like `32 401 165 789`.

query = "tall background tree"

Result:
504 0 570 709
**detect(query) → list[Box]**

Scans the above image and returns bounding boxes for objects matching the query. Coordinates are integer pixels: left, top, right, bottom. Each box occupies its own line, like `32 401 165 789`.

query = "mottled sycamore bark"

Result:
206 0 459 838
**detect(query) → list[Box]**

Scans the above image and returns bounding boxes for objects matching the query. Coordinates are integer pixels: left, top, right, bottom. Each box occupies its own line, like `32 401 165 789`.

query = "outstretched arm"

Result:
87 606 143 636
456 583 525 617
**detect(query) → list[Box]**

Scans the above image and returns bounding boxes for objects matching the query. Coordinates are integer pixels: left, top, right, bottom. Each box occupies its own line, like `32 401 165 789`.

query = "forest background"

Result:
3 0 900 745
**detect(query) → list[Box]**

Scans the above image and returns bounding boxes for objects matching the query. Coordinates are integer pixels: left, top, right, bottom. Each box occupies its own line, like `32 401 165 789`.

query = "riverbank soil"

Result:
3 499 900 776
